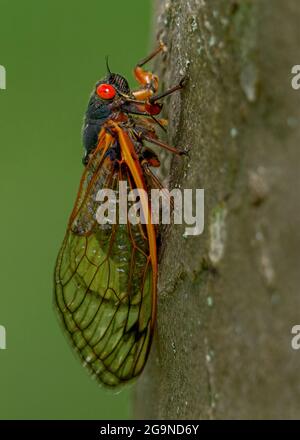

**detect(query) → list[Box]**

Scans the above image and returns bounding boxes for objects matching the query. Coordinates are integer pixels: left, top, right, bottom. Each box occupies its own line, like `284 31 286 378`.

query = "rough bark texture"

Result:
134 0 300 419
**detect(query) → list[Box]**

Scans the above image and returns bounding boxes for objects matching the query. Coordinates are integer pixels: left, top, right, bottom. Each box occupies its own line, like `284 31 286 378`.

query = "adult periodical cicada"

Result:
54 42 185 387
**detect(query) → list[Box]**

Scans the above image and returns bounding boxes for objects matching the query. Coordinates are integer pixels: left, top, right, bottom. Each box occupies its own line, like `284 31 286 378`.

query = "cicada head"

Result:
94 72 130 102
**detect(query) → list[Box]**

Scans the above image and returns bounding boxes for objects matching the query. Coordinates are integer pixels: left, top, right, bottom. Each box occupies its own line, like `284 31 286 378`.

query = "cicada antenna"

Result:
105 55 112 76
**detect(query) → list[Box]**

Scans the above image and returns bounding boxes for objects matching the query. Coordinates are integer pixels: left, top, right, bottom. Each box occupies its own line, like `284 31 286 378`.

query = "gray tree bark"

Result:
134 0 300 419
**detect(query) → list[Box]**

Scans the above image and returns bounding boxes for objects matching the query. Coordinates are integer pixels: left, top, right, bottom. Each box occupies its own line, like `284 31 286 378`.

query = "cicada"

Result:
54 43 184 387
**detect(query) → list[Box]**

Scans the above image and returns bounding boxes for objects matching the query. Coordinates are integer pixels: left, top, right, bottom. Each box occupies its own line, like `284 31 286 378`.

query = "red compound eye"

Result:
96 83 116 100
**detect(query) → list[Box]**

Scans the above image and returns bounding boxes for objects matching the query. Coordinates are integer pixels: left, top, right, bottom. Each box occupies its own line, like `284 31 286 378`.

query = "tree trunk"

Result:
134 0 300 419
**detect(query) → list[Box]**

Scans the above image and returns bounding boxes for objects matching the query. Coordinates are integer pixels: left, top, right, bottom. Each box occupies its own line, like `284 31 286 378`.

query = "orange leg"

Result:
133 42 166 101
141 161 175 212
141 134 187 156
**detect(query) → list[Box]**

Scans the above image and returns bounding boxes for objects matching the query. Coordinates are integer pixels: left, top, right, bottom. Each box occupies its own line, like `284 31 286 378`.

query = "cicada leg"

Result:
133 42 166 101
133 42 185 104
148 77 186 104
141 134 187 156
141 160 175 212
133 125 187 156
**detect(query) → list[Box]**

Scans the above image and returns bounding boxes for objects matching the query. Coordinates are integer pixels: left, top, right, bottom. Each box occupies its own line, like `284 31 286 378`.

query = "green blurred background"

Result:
0 0 151 419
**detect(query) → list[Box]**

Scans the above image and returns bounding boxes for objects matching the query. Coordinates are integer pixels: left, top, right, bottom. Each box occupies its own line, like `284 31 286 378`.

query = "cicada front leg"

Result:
133 42 166 101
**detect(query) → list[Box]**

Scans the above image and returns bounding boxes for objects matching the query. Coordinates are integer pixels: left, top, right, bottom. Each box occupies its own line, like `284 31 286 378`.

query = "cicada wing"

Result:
54 134 156 386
